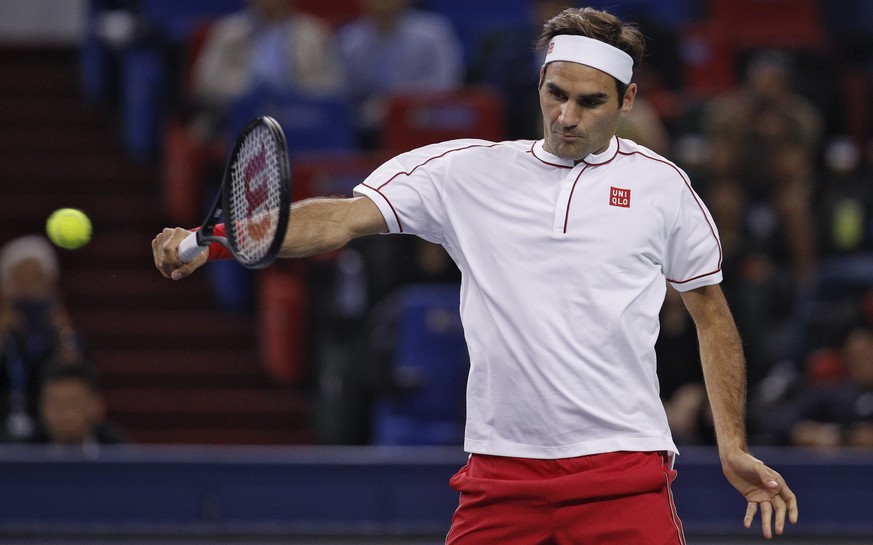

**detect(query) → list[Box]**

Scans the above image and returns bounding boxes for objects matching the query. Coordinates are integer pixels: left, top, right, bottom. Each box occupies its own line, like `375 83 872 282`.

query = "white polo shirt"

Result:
353 137 722 459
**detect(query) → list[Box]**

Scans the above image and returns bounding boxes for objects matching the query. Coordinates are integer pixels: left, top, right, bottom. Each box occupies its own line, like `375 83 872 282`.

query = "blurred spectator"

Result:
702 50 822 282
616 93 673 156
656 284 715 445
337 0 465 148
29 364 127 453
80 0 148 105
700 50 824 384
188 0 344 141
172 0 345 313
764 317 873 448
0 236 88 442
815 137 873 258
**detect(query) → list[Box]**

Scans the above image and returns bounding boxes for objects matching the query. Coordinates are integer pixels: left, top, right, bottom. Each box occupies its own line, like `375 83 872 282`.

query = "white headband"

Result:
544 34 634 84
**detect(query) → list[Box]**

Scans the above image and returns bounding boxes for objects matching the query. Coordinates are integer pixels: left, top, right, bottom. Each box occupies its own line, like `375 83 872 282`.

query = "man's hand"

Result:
722 450 798 539
152 228 206 280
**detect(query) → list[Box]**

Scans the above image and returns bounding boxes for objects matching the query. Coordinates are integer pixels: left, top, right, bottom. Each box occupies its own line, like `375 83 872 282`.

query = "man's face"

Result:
539 61 634 161
41 379 99 444
2 258 53 302
844 328 873 387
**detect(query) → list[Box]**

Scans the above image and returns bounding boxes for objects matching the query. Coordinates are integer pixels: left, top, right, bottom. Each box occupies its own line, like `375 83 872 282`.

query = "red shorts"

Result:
446 451 686 545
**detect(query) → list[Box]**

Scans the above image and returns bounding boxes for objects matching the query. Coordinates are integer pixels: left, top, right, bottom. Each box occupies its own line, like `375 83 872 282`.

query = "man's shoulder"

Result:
407 138 533 162
616 138 691 182
412 138 529 153
617 137 673 163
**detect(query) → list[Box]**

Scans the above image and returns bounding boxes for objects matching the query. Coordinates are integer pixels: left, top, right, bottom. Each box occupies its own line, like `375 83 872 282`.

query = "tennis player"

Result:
154 7 798 543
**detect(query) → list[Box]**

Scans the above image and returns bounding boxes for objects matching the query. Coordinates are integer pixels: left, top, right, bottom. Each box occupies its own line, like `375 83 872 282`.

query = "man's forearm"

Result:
682 286 749 457
278 197 386 258
697 299 748 457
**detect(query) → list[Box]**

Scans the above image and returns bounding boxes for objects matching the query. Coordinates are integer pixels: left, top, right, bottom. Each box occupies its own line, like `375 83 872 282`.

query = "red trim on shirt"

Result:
367 143 504 233
582 135 620 166
563 166 589 233
529 140 574 168
374 143 502 191
616 148 724 282
360 183 405 233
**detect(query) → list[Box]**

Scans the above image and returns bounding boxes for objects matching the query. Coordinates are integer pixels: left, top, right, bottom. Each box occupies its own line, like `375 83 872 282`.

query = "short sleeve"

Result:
353 140 483 245
664 179 723 292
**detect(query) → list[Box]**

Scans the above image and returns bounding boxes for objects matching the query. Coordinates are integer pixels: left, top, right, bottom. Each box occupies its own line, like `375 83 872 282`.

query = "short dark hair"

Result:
536 7 646 105
41 363 97 392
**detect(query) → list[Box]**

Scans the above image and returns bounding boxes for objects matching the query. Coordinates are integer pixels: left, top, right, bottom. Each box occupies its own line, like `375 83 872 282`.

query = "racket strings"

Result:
227 125 283 265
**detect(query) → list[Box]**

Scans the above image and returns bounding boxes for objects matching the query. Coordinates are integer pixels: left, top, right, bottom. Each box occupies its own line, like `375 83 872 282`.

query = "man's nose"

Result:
559 102 581 127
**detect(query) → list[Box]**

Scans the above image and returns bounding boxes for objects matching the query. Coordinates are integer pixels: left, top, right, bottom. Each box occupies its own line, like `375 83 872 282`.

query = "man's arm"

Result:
152 196 387 280
278 196 387 258
680 284 798 539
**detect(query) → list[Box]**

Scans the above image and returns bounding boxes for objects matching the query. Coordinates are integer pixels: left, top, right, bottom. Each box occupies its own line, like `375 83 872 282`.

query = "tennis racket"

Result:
177 116 291 269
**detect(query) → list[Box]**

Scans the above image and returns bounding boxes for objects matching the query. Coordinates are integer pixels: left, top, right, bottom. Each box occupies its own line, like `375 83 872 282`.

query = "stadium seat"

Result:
161 119 226 226
294 0 365 28
420 0 529 66
382 86 505 153
255 151 389 385
117 0 244 158
121 45 165 159
371 283 468 446
679 0 827 99
290 150 390 201
259 264 310 385
137 0 244 42
708 0 826 51
228 87 356 159
679 22 737 98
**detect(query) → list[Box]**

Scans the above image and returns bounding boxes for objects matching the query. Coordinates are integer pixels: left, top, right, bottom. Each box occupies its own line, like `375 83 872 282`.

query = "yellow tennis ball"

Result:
46 208 92 250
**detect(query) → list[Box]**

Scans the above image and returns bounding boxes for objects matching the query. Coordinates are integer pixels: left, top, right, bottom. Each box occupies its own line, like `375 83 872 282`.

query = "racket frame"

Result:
187 115 291 269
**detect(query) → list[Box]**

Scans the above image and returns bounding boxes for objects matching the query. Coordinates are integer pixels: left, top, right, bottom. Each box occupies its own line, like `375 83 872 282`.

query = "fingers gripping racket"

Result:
178 116 291 269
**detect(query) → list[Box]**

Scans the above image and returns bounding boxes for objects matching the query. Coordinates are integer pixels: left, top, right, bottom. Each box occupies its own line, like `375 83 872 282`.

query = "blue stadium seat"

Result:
138 0 244 42
112 0 244 157
372 284 469 446
420 0 529 66
228 87 355 158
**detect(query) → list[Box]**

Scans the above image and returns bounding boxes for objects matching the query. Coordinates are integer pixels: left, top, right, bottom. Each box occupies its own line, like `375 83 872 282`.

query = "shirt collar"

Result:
531 136 620 167
582 136 620 165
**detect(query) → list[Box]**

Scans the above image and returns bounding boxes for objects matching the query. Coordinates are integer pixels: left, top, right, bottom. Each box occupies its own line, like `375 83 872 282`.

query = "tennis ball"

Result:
46 208 92 250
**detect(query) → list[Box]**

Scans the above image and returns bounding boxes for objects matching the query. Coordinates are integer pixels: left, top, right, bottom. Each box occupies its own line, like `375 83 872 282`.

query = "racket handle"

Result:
178 231 208 263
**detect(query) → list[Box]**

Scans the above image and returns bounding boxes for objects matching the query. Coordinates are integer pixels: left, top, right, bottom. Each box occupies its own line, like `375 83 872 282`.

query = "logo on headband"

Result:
548 42 555 54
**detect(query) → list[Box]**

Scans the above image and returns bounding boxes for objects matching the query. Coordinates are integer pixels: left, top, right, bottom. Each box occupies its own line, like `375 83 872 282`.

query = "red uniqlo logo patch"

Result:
610 187 631 208
548 42 555 54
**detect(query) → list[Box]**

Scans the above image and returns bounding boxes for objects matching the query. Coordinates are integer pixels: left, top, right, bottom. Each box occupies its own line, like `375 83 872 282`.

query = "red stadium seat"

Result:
294 0 364 28
256 151 389 385
290 150 391 201
679 22 737 98
708 0 826 51
161 120 226 226
259 264 309 385
382 86 506 154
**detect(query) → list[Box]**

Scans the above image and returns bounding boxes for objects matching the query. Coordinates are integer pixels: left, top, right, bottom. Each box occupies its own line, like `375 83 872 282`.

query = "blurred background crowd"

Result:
2 0 873 453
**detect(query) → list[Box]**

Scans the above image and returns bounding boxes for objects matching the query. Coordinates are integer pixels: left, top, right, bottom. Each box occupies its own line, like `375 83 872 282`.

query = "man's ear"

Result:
621 82 637 113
